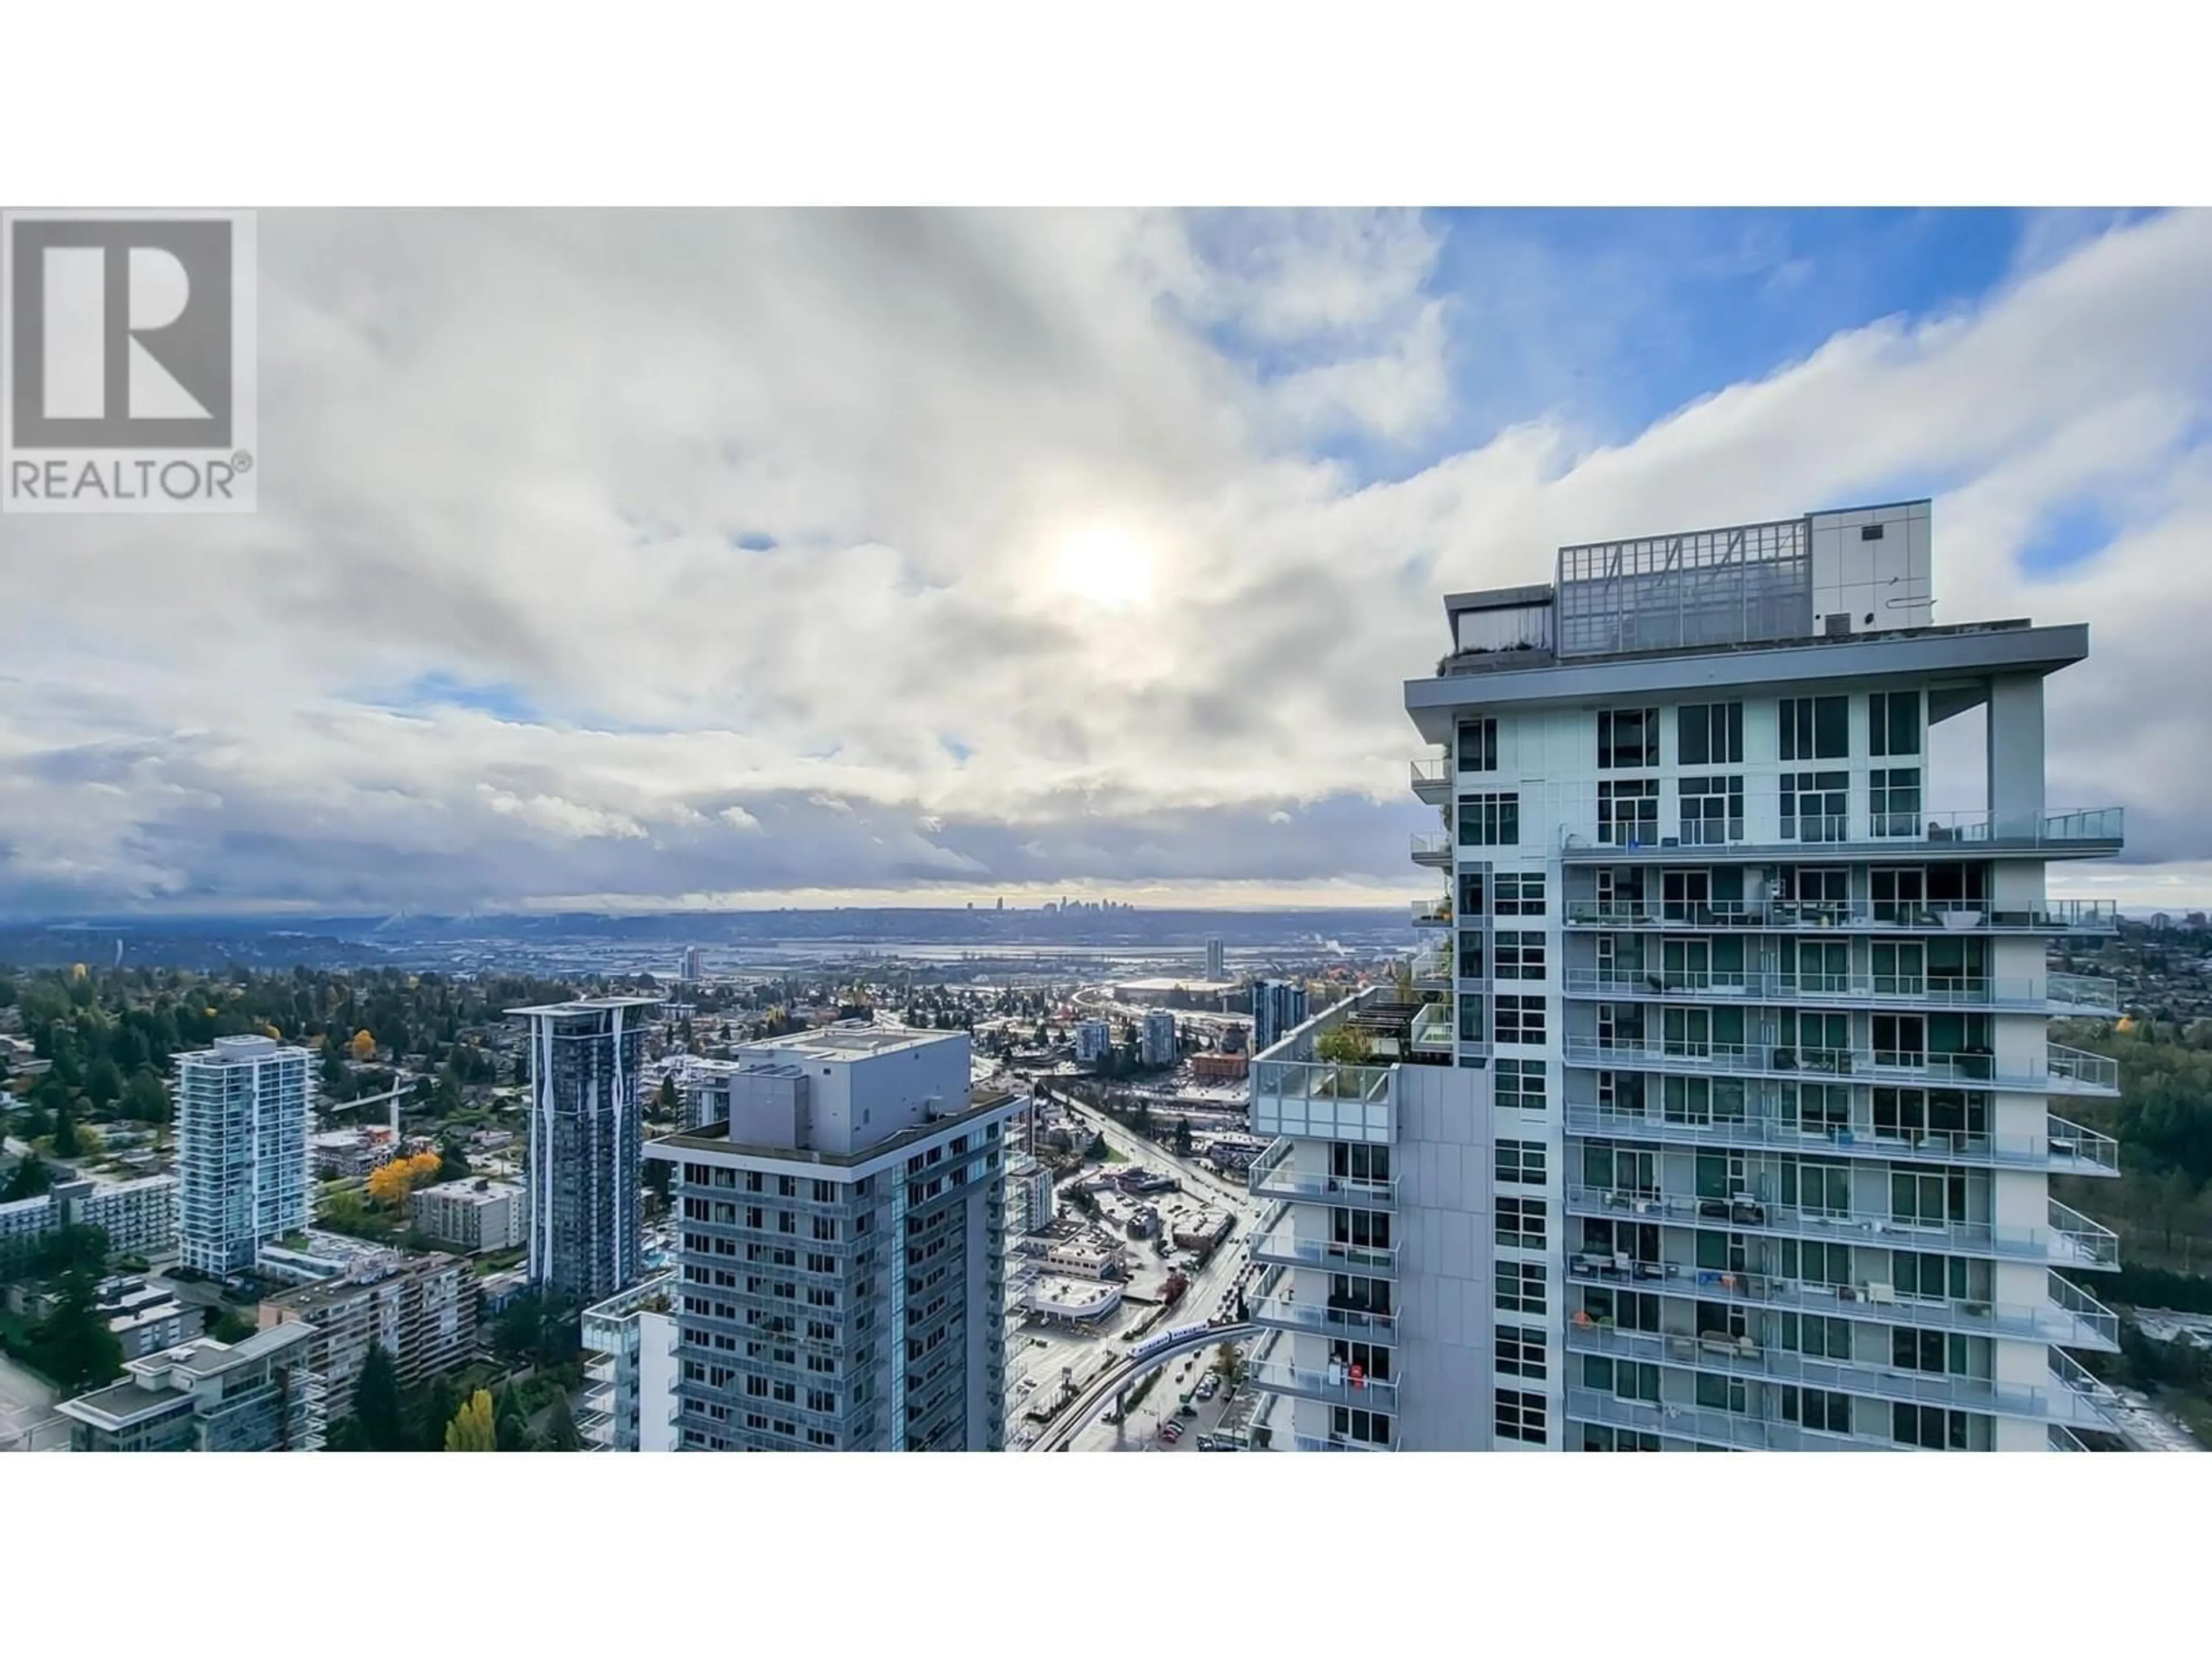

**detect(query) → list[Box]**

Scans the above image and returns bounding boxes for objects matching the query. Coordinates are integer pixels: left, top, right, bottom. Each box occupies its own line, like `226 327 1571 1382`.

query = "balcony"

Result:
1563 1320 2060 1421
1561 968 2119 1017
1411 896 1453 929
1411 756 1449 805
1250 1056 1397 1145
1562 1258 2121 1351
1250 1212 1398 1278
1562 898 2120 936
2047 1345 2126 1432
1245 1138 1398 1211
1564 1387 1889 1452
1559 806 2124 864
1245 1357 1399 1412
1410 946 1452 988
1247 1293 1398 1343
1409 1002 1454 1055
1561 1105 2119 1177
1291 1431 1396 1452
1560 1035 2122 1099
1563 1184 2119 1269
1411 831 1452 869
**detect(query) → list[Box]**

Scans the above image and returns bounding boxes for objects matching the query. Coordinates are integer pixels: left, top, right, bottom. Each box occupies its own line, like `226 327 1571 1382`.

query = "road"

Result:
0 1351 59 1453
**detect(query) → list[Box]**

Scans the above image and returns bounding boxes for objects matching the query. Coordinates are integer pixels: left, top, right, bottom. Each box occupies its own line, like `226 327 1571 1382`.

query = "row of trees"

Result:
0 1225 124 1395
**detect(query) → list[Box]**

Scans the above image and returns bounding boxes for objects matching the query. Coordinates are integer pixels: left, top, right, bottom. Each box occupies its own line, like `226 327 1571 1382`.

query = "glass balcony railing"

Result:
1562 898 2120 935
1563 1184 2119 1268
1410 756 1449 798
1410 946 1452 984
1561 1105 2119 1176
1562 1321 2059 1421
1247 1293 1397 1342
1244 1357 1399 1412
1560 968 2119 1015
1410 831 1452 866
1409 1003 1454 1052
1556 806 2123 860
1249 1213 1398 1277
1559 1036 2121 1097
1249 1056 1397 1144
1411 896 1452 926
1291 1432 1395 1452
1245 1139 1398 1210
1564 1387 1896 1452
1562 1258 2121 1351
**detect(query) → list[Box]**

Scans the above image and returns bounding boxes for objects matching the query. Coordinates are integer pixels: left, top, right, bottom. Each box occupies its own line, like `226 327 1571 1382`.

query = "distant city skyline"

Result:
4 209 2210 915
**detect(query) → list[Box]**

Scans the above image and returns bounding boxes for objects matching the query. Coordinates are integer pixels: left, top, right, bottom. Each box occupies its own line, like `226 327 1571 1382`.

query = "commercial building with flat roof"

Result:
652 1024 1022 1452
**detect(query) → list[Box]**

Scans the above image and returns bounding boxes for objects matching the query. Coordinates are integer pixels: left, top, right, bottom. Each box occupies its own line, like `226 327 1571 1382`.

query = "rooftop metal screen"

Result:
1556 516 1812 658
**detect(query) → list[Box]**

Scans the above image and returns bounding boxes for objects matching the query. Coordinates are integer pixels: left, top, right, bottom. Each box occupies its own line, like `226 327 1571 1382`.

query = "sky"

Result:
2 206 2210 918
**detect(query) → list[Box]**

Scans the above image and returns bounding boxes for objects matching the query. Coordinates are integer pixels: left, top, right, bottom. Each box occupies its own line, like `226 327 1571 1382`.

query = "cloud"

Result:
2 208 2210 913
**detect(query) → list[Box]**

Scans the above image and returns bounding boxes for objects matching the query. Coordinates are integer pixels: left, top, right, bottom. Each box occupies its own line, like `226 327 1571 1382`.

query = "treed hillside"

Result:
2052 1019 2212 1285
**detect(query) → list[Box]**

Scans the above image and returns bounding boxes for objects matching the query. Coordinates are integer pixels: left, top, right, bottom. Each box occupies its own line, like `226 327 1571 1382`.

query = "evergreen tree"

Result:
351 1343 406 1451
494 1382 531 1452
410 1372 460 1452
541 1389 582 1451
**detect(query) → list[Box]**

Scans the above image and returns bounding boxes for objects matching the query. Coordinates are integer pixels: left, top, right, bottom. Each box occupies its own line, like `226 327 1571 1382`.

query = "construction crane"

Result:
323 1073 413 1140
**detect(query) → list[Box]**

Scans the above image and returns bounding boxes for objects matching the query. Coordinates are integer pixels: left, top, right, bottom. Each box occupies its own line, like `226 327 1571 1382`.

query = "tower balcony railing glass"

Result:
1247 1291 1397 1342
1244 1357 1399 1412
1560 968 2119 1016
1562 1184 2119 1269
1560 1035 2121 1098
1562 897 2119 935
1249 1211 1398 1278
1411 896 1453 927
1292 1431 1396 1452
2050 1423 2093 1452
1558 806 2124 863
1410 945 1452 986
1249 1057 1397 1145
1565 1387 1908 1452
1408 1002 1454 1054
1563 1256 2120 1351
1559 1320 2114 1427
1411 756 1449 804
1411 831 1452 868
1561 1104 2120 1176
1245 1138 1397 1210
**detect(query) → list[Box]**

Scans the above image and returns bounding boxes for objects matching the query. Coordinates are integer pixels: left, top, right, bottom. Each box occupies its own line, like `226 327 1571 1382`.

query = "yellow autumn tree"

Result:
365 1161 412 1206
350 1030 376 1062
260 1023 283 1041
444 1389 497 1452
407 1152 444 1184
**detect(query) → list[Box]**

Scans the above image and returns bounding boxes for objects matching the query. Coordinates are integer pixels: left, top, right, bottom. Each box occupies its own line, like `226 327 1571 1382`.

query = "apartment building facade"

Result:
257 1252 478 1416
652 1025 1022 1452
56 1324 327 1452
512 998 656 1304
175 1035 314 1276
580 1270 679 1451
410 1177 529 1254
1253 980 1309 1054
1247 500 2127 1453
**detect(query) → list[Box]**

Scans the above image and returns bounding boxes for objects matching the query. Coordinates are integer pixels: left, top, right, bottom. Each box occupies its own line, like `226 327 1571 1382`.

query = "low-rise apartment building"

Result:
258 1252 478 1418
410 1177 529 1253
57 1324 326 1452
